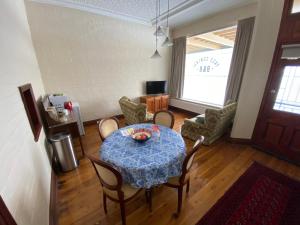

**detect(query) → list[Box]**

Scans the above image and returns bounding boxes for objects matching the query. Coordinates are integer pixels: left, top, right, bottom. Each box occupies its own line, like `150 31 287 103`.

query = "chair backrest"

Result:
97 117 119 141
204 102 237 131
153 110 175 128
87 154 123 191
180 136 205 183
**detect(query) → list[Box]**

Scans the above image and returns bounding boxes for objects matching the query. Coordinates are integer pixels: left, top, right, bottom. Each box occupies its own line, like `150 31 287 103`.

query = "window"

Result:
183 26 237 106
273 66 300 114
292 0 300 14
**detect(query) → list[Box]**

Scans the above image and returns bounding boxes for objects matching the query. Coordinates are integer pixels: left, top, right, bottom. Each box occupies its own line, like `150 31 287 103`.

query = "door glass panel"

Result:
273 66 300 114
292 0 300 14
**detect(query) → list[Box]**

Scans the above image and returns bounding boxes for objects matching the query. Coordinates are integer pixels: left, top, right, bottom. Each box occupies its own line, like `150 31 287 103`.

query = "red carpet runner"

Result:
196 162 300 225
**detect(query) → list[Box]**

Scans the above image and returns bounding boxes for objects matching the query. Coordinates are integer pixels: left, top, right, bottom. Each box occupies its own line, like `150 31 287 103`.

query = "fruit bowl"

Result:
131 129 152 143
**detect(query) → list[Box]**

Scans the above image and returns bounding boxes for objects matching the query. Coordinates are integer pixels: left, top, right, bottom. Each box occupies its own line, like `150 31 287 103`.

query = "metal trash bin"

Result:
50 132 78 172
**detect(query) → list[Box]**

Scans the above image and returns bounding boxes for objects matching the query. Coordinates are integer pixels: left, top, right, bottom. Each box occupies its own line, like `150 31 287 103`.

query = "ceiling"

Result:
187 26 237 53
31 0 256 27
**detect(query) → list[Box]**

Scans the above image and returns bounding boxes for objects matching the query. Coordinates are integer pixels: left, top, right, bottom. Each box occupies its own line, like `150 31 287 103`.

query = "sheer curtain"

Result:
169 37 186 98
224 17 255 103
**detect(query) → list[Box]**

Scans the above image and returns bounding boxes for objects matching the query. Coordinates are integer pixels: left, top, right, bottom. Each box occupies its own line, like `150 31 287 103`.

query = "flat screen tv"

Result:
146 81 167 95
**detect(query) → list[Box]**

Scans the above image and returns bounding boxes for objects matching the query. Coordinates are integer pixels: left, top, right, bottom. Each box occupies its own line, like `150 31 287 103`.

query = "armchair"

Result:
181 102 237 145
119 96 153 125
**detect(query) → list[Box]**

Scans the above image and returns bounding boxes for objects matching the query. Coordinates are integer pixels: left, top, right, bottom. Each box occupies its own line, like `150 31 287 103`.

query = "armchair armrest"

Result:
183 118 209 130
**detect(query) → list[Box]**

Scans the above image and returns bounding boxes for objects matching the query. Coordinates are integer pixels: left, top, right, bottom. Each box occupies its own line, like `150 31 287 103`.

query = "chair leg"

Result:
103 193 107 214
120 201 126 225
175 186 183 217
145 190 149 203
186 179 190 194
146 188 152 212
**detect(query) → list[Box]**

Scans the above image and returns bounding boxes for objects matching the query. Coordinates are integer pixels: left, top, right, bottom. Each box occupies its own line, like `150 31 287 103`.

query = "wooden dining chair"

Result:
87 154 142 225
97 117 119 141
164 136 205 217
153 110 175 129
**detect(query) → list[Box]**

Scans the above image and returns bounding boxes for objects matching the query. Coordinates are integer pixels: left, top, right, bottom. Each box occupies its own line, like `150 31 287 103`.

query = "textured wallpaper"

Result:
0 1 51 224
25 1 171 121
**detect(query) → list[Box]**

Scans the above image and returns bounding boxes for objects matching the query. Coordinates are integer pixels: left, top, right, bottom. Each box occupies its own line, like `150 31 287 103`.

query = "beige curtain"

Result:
169 37 186 98
224 17 255 103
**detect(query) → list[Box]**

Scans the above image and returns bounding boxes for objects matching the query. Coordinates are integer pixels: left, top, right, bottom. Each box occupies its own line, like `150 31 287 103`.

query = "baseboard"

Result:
49 169 58 225
252 144 300 167
83 114 124 126
168 105 198 116
228 137 252 145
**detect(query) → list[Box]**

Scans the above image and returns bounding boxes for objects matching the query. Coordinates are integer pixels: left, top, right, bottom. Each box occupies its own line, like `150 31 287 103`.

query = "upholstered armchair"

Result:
119 96 153 125
181 102 237 145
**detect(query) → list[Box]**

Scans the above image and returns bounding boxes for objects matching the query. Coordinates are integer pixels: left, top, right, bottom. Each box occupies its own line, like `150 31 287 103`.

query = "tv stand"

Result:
140 94 169 113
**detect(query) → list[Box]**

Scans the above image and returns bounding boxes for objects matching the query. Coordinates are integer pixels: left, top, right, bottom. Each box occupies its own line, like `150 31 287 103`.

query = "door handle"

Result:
270 89 276 94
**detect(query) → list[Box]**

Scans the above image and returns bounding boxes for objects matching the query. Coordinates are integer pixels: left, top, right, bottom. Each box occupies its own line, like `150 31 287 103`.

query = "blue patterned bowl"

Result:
131 129 152 143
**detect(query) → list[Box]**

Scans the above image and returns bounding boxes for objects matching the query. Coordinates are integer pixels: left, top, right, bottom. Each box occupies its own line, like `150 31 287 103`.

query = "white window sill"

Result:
174 98 222 109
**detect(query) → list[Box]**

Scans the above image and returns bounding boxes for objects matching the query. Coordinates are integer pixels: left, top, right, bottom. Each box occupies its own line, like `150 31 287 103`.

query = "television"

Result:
146 81 167 95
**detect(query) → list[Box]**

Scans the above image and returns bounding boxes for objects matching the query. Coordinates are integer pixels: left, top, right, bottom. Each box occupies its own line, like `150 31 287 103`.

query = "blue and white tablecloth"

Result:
100 123 186 188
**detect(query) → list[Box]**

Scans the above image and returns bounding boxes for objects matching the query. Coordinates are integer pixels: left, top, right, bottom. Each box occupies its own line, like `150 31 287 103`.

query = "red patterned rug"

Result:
196 162 300 225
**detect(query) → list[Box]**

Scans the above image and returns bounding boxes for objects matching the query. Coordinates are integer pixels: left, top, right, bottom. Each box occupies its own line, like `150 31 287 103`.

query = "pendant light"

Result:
153 0 165 37
162 0 173 47
151 0 161 58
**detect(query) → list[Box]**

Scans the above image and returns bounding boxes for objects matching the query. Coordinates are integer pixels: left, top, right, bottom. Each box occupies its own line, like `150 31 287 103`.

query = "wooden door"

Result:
154 96 161 112
147 97 155 113
253 61 300 164
0 196 17 225
161 95 169 110
252 0 300 164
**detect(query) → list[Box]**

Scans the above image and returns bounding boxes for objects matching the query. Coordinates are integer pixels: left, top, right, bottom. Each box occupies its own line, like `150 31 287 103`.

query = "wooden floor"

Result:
57 111 300 225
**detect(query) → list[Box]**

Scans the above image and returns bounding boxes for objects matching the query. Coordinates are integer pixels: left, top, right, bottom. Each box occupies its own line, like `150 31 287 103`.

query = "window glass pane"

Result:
183 26 236 106
292 0 300 13
273 66 300 114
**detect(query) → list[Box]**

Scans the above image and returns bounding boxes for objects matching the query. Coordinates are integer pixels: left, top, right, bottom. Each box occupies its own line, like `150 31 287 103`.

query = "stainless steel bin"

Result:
50 133 78 172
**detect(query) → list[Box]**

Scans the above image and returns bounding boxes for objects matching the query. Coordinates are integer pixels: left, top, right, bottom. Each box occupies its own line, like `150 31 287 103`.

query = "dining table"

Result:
99 123 186 189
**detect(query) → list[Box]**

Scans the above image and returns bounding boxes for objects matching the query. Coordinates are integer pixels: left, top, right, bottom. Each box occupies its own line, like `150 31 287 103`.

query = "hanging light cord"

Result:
158 0 161 19
156 0 158 49
167 0 169 27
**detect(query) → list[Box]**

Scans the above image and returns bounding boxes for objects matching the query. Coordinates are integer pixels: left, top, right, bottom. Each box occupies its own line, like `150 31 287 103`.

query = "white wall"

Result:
170 3 257 114
231 0 284 139
25 1 171 122
0 1 51 225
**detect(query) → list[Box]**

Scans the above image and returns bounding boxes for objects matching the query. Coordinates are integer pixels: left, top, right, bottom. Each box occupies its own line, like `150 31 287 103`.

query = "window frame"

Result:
182 26 237 106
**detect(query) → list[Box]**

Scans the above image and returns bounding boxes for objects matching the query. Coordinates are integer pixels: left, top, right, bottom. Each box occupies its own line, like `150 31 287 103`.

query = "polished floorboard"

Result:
57 111 300 225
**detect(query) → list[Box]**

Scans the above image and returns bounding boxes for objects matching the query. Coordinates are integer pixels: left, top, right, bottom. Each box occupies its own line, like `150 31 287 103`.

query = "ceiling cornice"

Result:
151 0 206 25
29 0 206 27
29 0 152 26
